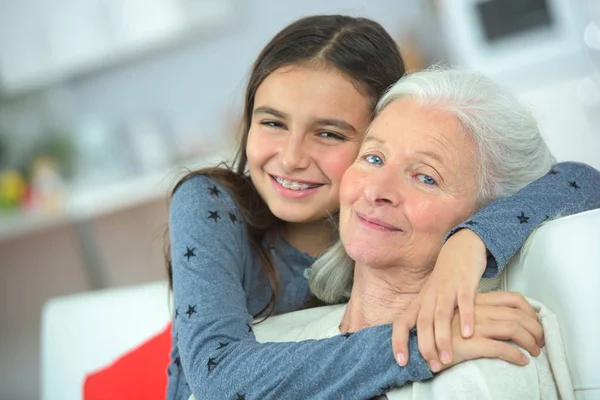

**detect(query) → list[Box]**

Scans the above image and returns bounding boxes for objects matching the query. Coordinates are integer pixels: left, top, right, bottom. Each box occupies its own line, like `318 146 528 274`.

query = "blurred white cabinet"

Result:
517 73 600 171
0 0 236 96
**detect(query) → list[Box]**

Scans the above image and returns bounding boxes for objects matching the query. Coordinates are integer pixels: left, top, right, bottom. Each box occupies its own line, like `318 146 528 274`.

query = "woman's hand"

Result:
392 229 487 370
443 291 545 372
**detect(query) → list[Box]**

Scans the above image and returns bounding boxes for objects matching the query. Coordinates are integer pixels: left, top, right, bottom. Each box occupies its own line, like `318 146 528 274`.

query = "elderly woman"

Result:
248 67 568 399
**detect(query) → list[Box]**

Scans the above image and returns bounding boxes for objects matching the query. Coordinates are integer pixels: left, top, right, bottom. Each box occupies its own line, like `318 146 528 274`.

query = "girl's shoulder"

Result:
172 173 241 212
169 173 249 236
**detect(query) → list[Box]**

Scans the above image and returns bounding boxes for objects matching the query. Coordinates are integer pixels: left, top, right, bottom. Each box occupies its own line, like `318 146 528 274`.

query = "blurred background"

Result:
0 0 599 398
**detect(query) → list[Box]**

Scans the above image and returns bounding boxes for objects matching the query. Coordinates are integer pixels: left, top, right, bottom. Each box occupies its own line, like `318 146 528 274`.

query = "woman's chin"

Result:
344 240 389 267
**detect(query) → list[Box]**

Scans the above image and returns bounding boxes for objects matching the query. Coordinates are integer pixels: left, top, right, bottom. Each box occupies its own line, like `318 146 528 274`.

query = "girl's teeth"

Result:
275 177 316 190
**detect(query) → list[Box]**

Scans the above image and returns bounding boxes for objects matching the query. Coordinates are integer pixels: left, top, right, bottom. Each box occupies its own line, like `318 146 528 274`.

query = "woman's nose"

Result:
364 168 402 207
280 135 310 172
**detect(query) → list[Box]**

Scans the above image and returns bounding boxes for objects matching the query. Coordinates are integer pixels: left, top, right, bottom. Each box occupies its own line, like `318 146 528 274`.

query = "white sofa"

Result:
41 209 600 400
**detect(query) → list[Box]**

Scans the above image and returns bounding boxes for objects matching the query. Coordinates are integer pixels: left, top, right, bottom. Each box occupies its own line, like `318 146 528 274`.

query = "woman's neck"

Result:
279 219 336 257
340 263 431 332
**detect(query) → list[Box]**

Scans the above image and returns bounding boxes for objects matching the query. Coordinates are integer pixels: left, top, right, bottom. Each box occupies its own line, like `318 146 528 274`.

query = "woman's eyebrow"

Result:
254 106 287 119
415 150 445 166
362 135 385 146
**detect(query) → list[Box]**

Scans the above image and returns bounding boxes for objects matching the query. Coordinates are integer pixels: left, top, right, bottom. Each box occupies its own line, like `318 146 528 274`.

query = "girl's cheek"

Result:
327 148 361 183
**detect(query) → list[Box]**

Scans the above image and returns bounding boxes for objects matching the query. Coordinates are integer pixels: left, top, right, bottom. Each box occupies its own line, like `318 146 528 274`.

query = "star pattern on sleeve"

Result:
208 184 221 197
184 247 196 261
342 332 353 339
517 211 529 224
228 211 238 224
175 308 179 319
216 342 229 350
207 357 218 372
246 323 253 333
465 220 478 226
174 356 181 368
185 304 197 318
549 168 559 175
568 180 581 189
208 210 221 222
234 393 246 400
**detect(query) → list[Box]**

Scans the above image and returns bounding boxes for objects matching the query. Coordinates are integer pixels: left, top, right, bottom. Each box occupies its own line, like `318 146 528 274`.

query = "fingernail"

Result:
521 355 530 364
396 352 406 365
440 351 451 364
462 324 472 337
429 360 442 372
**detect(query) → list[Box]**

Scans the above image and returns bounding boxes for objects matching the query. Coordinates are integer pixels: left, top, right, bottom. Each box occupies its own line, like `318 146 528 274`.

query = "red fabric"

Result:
83 323 172 400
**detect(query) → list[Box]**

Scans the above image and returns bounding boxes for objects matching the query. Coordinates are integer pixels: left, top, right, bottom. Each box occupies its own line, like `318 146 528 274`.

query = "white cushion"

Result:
40 281 171 400
506 209 600 400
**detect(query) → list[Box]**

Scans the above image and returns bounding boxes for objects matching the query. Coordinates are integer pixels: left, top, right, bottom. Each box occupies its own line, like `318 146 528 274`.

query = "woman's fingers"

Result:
434 292 456 365
416 295 442 372
391 304 419 366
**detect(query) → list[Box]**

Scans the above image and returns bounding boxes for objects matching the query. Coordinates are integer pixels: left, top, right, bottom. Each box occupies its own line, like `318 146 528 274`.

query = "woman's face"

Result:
339 98 480 270
246 64 372 224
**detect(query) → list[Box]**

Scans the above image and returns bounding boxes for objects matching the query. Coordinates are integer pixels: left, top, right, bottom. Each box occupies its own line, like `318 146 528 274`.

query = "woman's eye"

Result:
318 131 345 141
364 154 383 165
261 121 285 129
417 174 436 185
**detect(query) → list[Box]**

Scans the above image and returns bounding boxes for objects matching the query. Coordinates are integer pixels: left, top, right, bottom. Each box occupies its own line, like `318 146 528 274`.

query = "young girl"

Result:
168 15 600 399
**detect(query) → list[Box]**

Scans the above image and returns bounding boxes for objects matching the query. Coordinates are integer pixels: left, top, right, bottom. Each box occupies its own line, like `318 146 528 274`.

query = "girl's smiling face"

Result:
246 64 372 224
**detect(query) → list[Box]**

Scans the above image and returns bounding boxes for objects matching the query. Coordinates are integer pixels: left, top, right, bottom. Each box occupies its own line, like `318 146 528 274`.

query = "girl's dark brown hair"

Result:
166 14 406 318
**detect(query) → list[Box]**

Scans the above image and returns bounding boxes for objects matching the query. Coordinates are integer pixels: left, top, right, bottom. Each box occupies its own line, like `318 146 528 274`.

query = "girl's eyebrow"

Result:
314 118 357 133
254 106 287 119
255 106 357 133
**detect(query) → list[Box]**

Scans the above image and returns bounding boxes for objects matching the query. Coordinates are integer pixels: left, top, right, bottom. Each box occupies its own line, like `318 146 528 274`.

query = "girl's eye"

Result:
261 121 285 129
364 154 383 165
417 174 436 185
317 131 345 141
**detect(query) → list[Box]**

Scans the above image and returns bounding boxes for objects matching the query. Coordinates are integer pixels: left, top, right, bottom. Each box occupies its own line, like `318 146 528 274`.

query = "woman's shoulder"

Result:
387 349 555 400
253 304 347 343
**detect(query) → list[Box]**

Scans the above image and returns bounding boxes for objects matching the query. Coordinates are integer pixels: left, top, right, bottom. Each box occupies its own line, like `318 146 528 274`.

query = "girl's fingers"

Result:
476 318 540 357
480 305 544 348
472 338 531 366
392 304 419 366
434 293 456 365
475 292 537 319
416 294 441 372
457 286 476 339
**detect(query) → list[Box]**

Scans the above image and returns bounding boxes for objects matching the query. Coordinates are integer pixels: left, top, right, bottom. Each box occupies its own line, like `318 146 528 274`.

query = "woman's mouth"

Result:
356 212 402 232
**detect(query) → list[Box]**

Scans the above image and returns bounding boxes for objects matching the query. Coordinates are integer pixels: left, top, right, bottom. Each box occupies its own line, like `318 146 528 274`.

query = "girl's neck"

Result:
340 262 431 332
279 219 336 257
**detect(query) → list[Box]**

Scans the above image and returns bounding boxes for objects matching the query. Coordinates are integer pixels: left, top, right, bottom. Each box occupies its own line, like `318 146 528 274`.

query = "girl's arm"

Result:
169 176 431 400
451 161 600 277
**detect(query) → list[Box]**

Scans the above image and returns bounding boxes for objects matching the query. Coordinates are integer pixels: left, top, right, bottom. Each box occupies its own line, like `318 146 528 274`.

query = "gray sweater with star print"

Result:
167 161 600 400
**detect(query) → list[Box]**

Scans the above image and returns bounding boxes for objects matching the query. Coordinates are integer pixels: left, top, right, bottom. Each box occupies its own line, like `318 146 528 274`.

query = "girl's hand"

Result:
443 292 545 372
392 229 488 370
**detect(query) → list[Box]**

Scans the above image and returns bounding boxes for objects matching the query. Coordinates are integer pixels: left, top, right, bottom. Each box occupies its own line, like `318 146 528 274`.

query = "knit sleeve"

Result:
446 161 600 278
169 175 432 400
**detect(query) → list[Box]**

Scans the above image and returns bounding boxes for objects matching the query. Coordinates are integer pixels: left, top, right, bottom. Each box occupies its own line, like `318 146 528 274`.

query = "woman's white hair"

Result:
308 66 555 304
